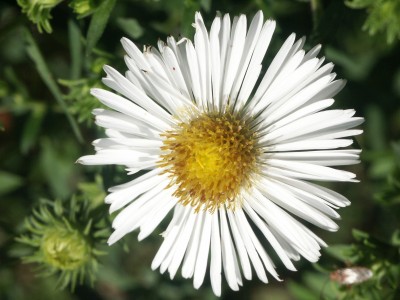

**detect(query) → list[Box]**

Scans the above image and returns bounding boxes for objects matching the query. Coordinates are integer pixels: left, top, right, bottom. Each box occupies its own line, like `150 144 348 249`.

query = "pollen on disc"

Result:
159 112 260 212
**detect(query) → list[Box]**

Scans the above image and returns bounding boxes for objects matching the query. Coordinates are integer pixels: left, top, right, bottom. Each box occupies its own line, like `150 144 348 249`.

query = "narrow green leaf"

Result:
39 138 78 199
200 0 211 12
116 18 144 39
303 272 334 298
345 0 375 9
21 103 46 154
392 141 400 162
325 244 357 263
325 46 376 81
69 20 82 80
4 67 29 99
24 29 83 142
365 105 386 151
287 280 320 300
353 228 370 241
391 230 400 246
86 0 116 56
311 0 323 30
0 171 23 196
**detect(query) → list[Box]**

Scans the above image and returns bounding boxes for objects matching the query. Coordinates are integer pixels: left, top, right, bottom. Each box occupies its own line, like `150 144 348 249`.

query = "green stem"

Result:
311 0 322 30
24 29 83 143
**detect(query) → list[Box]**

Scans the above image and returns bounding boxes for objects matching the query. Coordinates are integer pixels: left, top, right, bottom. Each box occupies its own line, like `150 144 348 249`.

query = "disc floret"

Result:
160 112 260 212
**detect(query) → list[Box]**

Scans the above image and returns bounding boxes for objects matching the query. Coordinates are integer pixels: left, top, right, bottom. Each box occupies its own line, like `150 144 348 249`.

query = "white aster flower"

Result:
78 11 363 296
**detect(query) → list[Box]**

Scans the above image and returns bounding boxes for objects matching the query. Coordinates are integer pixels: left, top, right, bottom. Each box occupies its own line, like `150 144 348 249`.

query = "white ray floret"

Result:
78 10 363 297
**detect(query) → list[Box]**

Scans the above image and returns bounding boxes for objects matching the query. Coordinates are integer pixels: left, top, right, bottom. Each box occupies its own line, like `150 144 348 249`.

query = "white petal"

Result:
120 37 149 69
233 209 268 283
111 180 166 232
257 178 339 231
210 212 222 296
219 207 241 291
267 150 360 166
249 190 322 262
264 160 357 182
161 46 191 99
221 15 247 109
236 64 262 109
93 109 161 139
210 14 221 111
102 66 172 123
261 110 363 144
185 39 203 108
230 11 264 108
182 209 205 278
236 209 281 281
107 171 166 212
194 12 212 109
138 195 177 241
91 88 169 131
152 205 188 270
93 138 162 152
265 99 335 131
193 211 212 289
250 33 296 107
77 150 157 169
108 186 170 244
219 13 231 107
168 207 197 279
227 210 252 280
269 139 355 152
243 201 296 271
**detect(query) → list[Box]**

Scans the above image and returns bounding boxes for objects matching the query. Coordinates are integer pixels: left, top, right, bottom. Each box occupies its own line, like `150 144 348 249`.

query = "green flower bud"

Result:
16 197 108 290
17 0 63 33
70 0 101 18
42 227 91 271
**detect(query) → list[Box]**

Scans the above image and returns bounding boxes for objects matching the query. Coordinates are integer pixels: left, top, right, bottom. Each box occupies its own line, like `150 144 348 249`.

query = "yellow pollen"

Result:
159 112 259 212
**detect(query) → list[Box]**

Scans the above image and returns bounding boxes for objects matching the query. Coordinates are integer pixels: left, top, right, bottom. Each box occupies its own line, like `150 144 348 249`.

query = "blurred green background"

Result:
1 0 400 299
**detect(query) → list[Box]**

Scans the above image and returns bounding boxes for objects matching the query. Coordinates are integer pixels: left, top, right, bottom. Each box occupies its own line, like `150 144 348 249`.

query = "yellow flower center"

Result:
159 112 259 212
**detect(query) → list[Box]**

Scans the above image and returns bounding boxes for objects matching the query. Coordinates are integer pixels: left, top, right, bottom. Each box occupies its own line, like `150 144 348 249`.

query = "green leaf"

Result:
365 105 386 151
20 103 46 154
200 0 211 12
369 154 396 179
325 244 357 263
345 0 375 9
0 171 23 196
287 280 320 300
392 141 400 163
69 20 82 80
303 272 335 298
78 175 106 209
39 138 78 199
86 0 116 56
24 29 83 143
391 230 400 246
324 46 376 81
4 67 29 100
116 18 144 39
353 228 371 241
